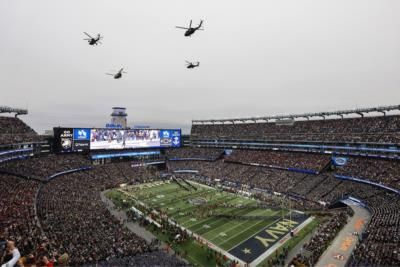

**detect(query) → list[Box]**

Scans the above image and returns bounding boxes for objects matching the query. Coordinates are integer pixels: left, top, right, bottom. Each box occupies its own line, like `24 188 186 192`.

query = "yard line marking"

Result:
187 205 251 231
218 219 278 249
181 198 245 228
204 209 280 240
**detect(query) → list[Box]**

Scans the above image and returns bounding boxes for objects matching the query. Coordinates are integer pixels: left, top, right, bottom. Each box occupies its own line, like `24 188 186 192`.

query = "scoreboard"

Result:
53 128 91 153
53 127 181 153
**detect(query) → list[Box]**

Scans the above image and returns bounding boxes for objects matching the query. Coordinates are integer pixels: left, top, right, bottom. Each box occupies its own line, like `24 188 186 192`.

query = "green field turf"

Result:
118 180 291 252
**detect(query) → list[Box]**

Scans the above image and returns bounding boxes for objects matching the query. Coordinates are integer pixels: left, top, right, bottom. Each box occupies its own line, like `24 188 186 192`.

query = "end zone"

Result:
227 214 315 266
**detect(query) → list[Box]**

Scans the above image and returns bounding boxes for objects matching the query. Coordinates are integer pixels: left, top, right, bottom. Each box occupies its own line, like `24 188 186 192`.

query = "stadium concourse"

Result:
0 106 400 267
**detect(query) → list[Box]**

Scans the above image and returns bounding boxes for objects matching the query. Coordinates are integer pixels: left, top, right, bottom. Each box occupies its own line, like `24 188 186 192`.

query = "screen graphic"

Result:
54 128 181 152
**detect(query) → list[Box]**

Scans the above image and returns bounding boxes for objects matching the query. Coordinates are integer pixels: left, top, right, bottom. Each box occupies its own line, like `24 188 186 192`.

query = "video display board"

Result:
53 128 91 153
53 128 181 152
90 128 181 150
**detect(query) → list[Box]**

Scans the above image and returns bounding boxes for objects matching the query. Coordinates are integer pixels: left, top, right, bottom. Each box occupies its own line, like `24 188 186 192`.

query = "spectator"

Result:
1 241 21 267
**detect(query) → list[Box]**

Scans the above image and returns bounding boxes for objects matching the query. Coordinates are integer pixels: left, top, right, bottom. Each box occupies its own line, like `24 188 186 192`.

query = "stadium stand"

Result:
225 150 330 173
0 154 91 181
191 115 400 144
336 157 400 190
348 192 400 267
82 251 189 267
36 165 156 265
0 116 43 146
1 106 400 266
165 147 224 161
0 157 187 266
0 174 44 257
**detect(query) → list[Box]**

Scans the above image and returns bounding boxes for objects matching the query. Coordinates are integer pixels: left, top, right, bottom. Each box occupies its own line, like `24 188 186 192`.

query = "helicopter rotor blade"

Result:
189 20 192 28
175 26 189 30
83 38 91 40
83 32 93 38
105 73 114 76
185 60 191 64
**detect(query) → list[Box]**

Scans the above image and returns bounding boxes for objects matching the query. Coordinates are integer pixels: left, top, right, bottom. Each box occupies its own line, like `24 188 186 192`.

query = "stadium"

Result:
1 104 399 267
2 1 400 266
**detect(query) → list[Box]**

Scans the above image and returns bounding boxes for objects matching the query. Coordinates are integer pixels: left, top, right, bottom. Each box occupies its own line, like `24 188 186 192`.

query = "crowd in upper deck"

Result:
191 115 400 144
0 116 43 146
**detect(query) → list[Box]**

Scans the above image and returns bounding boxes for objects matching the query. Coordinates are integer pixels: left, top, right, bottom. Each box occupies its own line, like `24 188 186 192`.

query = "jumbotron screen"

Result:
54 128 181 152
53 128 91 153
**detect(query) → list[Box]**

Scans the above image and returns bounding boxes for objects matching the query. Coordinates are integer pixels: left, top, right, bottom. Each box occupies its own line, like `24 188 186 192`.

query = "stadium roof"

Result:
0 106 28 116
192 104 400 124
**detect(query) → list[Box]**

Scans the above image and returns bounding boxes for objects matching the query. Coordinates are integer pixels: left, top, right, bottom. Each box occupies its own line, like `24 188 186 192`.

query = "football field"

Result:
117 180 310 265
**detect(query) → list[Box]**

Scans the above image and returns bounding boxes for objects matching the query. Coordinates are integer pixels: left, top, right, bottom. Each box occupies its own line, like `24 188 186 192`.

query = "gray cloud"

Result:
1 0 399 134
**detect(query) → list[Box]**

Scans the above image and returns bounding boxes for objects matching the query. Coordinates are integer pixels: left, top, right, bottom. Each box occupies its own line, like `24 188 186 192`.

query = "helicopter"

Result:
83 32 103 45
185 61 200 69
176 20 203 37
106 68 127 79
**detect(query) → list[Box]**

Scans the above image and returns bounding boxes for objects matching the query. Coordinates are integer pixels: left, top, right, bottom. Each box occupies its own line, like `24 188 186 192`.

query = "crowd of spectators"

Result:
167 148 400 202
1 139 400 266
0 154 91 181
36 165 157 265
167 160 322 210
348 192 400 267
167 160 318 199
0 116 43 146
0 155 187 266
336 157 400 190
165 147 224 161
82 251 190 267
225 150 330 172
0 174 44 257
191 114 400 144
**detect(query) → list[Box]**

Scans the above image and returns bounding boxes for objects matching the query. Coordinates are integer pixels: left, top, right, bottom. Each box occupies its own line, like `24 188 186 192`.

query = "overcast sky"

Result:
1 0 399 134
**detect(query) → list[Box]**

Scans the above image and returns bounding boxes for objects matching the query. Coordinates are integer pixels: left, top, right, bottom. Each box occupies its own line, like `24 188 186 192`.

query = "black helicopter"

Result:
185 61 200 69
83 32 103 45
176 20 203 37
106 68 127 79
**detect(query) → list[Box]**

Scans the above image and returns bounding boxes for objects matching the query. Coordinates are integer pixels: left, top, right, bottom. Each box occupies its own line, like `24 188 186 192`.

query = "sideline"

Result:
100 190 191 265
100 190 157 243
